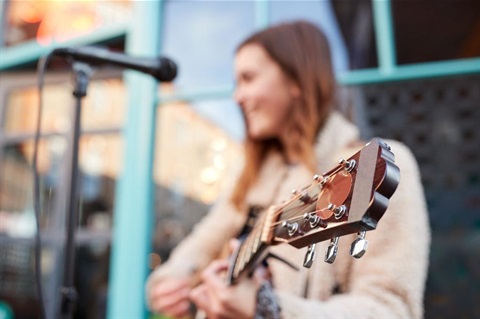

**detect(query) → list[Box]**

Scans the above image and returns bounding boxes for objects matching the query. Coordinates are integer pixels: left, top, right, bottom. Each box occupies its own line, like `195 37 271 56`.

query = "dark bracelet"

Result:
254 281 281 319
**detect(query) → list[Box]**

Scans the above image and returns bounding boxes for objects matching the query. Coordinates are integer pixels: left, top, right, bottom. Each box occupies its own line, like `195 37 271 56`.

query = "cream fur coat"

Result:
146 112 431 318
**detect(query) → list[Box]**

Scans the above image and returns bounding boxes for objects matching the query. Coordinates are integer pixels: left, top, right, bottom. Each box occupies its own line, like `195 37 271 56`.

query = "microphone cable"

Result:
33 51 55 319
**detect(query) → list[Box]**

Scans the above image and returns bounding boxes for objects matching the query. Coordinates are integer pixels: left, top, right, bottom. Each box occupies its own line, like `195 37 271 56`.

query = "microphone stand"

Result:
59 61 93 319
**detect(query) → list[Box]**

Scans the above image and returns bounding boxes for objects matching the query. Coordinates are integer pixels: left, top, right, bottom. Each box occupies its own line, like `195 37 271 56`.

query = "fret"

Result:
233 244 246 279
252 218 264 254
252 226 261 254
244 230 255 266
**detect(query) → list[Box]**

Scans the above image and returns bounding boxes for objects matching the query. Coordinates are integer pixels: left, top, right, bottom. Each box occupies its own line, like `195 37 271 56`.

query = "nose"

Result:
233 85 245 107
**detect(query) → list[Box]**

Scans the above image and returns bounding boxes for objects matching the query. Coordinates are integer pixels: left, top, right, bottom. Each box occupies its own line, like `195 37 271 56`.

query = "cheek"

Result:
267 90 294 123
250 96 293 138
244 75 296 138
256 81 291 112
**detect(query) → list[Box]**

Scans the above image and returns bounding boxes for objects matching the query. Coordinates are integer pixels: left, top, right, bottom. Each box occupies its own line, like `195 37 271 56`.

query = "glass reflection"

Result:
162 0 255 90
4 0 132 47
3 76 126 134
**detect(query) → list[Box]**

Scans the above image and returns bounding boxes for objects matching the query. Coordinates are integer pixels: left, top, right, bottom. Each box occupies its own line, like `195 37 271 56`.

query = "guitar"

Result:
226 138 400 284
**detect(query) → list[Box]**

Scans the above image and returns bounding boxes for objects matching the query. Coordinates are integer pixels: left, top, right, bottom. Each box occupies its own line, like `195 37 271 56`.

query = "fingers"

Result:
228 239 241 254
148 278 191 317
151 277 190 297
189 284 210 311
192 260 228 316
151 286 189 311
201 259 229 289
190 260 261 319
160 299 191 318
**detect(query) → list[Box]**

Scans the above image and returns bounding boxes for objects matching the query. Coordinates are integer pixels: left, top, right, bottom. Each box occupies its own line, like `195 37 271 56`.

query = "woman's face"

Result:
234 44 300 141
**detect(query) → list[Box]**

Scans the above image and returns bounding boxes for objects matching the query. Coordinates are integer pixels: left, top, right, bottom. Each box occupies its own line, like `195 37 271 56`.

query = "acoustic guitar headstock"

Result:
266 138 400 263
227 138 400 284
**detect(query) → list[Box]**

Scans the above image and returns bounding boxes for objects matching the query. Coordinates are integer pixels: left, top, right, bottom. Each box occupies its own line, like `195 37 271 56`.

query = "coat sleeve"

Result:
276 141 431 318
145 189 247 295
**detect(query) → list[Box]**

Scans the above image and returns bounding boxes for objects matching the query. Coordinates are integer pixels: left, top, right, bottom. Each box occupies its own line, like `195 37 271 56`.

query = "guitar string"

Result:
234 165 348 275
236 202 316 270
266 164 351 229
238 167 336 264
235 209 322 277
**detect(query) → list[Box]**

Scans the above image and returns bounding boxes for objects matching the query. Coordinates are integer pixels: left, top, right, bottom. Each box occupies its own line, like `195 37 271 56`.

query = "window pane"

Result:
1 139 64 318
0 133 122 236
190 99 244 141
0 144 34 215
392 0 480 65
81 78 126 131
0 132 122 318
155 100 243 205
2 74 72 134
162 0 255 90
1 72 125 134
329 0 378 70
152 99 244 261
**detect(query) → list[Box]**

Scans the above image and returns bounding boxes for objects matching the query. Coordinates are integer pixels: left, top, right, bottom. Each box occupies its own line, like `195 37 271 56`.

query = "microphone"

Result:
52 46 177 82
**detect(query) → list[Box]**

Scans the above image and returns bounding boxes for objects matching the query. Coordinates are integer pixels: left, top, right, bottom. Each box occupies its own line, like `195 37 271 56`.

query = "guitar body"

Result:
227 138 400 285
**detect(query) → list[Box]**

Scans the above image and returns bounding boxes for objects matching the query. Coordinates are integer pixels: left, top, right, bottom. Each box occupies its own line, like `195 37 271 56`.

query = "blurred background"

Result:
0 0 479 318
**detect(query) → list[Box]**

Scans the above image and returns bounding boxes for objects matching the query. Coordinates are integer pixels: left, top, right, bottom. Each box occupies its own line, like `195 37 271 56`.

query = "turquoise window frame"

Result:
338 0 480 84
107 1 163 318
1 1 479 318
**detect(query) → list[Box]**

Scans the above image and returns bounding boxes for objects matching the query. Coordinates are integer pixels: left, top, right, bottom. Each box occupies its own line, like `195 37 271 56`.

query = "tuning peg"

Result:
327 203 347 219
338 158 356 172
324 237 339 264
303 243 316 268
320 176 330 188
313 174 326 190
282 221 299 237
303 212 318 228
350 231 368 259
299 191 312 204
303 212 327 229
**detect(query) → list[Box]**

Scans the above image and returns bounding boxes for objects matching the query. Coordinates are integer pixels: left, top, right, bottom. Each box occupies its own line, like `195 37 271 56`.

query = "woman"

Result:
146 21 430 318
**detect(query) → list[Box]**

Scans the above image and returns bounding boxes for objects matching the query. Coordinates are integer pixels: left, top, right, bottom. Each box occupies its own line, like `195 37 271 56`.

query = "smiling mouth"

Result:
244 110 258 124
242 105 258 115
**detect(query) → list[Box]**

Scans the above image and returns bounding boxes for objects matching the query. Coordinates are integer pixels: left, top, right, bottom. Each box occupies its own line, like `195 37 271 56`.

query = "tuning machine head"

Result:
324 237 339 264
338 158 356 173
282 221 299 237
303 212 327 229
327 203 347 219
303 243 316 268
350 231 368 259
313 175 330 189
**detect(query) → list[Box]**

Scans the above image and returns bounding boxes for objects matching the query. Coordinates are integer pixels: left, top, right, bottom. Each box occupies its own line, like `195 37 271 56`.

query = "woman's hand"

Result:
148 277 192 318
190 259 268 319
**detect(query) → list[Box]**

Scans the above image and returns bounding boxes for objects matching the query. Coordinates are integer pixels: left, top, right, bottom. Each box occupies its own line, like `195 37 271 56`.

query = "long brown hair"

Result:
230 20 336 210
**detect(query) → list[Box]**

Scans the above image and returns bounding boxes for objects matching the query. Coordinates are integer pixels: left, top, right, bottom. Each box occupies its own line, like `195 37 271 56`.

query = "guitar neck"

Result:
227 206 276 284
